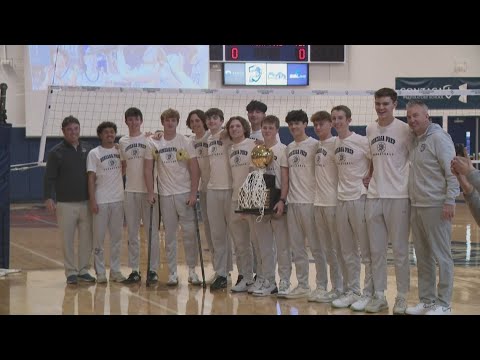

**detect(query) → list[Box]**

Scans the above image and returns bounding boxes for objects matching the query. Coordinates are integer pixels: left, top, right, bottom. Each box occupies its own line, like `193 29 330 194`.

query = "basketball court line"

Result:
10 241 180 315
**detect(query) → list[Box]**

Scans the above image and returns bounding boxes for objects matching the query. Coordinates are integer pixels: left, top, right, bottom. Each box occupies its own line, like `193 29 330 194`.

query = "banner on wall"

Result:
395 77 480 109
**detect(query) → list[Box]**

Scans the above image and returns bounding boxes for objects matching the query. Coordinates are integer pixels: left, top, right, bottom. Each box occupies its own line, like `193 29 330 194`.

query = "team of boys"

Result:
44 87 459 315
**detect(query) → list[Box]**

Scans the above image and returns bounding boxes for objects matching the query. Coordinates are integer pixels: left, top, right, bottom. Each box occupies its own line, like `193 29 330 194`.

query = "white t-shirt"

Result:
145 133 196 196
315 137 338 206
366 119 411 198
87 146 124 204
191 131 210 192
230 138 256 201
265 141 288 190
335 133 370 201
286 137 317 204
207 132 233 190
119 134 157 193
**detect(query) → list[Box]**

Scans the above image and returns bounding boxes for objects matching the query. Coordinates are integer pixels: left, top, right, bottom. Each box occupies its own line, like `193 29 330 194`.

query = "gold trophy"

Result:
236 144 280 218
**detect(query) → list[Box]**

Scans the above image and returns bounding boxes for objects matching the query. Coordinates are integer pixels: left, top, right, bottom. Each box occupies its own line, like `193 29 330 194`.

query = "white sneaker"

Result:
188 269 202 285
332 292 361 308
276 280 290 298
252 279 278 297
393 296 408 315
313 289 342 303
307 287 328 302
425 304 452 315
405 302 435 315
97 273 108 284
110 271 126 283
247 277 264 294
167 273 178 286
231 278 254 293
284 285 310 299
350 294 373 312
365 295 389 313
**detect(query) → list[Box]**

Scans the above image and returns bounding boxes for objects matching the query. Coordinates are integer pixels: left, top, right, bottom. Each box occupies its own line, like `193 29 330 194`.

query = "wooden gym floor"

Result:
1 202 480 315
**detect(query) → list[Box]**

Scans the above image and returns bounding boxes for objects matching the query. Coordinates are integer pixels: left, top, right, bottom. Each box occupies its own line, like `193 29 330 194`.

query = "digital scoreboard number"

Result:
224 45 308 62
209 45 345 63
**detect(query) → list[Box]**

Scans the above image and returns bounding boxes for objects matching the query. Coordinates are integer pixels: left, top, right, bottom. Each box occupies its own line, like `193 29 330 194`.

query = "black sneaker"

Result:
123 271 141 284
235 275 244 286
66 275 78 285
78 273 96 282
147 271 158 283
210 276 227 291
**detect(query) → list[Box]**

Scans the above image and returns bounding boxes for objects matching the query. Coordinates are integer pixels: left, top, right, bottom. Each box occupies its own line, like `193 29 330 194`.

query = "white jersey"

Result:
286 137 317 204
250 129 281 143
334 132 370 201
87 146 124 204
145 133 196 196
265 141 288 190
207 132 232 190
230 138 256 201
315 136 338 206
366 119 411 198
119 134 157 193
191 131 210 192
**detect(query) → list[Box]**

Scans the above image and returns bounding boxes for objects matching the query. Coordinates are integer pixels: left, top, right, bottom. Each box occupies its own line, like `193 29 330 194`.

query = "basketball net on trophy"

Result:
237 145 275 222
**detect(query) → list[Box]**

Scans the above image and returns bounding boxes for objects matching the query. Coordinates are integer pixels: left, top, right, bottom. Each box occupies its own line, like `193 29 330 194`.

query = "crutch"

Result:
193 196 206 288
146 153 157 287
146 200 154 288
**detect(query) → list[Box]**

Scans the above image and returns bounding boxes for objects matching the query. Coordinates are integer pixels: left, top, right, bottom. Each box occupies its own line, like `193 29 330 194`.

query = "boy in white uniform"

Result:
283 109 319 299
119 107 160 284
186 109 213 270
227 116 257 293
309 111 346 303
205 108 234 290
330 105 374 311
251 115 290 297
144 108 201 286
364 88 412 314
87 121 126 283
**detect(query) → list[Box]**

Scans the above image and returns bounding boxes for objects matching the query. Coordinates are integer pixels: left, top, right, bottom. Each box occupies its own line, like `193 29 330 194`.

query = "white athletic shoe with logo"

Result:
405 302 435 315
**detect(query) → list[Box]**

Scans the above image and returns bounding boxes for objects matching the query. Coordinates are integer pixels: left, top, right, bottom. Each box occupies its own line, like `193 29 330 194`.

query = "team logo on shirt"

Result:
315 154 322 165
339 154 346 162
166 153 174 161
198 149 203 156
377 142 386 153
234 155 240 165
293 155 300 165
211 145 217 154
109 159 115 166
132 149 139 156
420 143 426 152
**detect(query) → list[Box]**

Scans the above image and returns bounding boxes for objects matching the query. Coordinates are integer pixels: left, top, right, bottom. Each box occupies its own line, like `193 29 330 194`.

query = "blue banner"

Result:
395 77 480 109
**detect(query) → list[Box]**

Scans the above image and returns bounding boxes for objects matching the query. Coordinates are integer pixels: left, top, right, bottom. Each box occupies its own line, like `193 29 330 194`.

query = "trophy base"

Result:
235 208 278 215
234 205 287 216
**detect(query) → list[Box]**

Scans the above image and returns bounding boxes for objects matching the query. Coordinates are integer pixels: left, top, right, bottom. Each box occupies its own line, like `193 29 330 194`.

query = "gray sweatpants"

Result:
124 191 160 272
93 201 124 275
314 206 347 292
229 202 254 282
252 214 286 284
160 192 198 275
336 195 373 296
366 198 410 295
287 203 318 289
411 206 454 307
56 201 93 278
206 189 233 278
